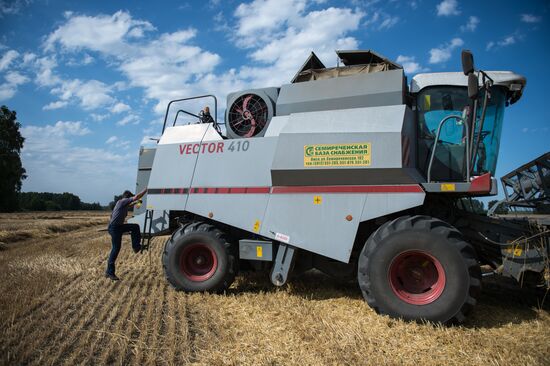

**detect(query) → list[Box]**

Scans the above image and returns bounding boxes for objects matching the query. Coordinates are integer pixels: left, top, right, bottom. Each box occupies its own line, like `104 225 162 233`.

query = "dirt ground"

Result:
0 211 549 366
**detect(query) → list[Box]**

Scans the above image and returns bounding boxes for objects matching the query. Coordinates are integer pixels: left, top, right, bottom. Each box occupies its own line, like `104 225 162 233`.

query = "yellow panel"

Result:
441 183 456 192
253 220 261 233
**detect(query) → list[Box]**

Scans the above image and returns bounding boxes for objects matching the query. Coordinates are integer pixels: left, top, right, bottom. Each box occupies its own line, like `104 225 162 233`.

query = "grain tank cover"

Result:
336 49 402 68
291 50 402 83
279 50 405 116
278 69 406 116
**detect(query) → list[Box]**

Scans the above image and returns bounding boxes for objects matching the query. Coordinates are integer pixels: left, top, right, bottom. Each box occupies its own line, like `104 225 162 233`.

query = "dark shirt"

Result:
109 197 134 226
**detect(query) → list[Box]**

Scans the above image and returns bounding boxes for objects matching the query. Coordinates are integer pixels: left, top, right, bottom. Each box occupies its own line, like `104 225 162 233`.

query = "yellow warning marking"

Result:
504 246 523 257
424 95 431 110
441 183 456 192
313 195 322 205
253 220 261 233
256 246 263 258
304 142 371 167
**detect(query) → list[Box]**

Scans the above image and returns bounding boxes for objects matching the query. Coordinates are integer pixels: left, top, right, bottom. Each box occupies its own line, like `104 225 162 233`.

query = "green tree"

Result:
488 199 509 214
0 106 26 212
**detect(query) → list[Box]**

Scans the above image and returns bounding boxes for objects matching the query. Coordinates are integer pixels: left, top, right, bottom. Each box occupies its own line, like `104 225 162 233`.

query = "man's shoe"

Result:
133 245 142 254
105 273 120 281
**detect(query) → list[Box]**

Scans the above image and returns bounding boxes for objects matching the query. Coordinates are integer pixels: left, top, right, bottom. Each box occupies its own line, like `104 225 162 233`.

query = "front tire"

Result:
162 222 236 292
358 215 481 324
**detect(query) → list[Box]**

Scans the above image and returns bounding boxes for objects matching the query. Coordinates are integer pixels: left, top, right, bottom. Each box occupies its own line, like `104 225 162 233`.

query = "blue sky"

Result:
0 0 548 205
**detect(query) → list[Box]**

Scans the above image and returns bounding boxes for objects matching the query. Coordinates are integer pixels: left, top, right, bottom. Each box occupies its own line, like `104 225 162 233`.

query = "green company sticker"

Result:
303 142 371 167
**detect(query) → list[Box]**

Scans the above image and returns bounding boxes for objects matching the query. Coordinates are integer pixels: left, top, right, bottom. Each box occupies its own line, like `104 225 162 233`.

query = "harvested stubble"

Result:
0 212 549 366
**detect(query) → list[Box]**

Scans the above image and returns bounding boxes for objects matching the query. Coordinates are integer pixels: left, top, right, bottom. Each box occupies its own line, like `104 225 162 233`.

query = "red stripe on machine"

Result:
229 187 246 194
245 187 271 194
150 185 423 194
270 185 424 194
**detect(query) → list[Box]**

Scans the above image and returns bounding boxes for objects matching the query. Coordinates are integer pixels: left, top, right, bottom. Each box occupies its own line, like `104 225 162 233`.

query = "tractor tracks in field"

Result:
2 234 203 366
183 295 199 364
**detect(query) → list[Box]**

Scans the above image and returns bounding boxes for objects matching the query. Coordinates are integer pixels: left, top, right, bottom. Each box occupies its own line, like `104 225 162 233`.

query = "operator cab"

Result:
411 71 525 183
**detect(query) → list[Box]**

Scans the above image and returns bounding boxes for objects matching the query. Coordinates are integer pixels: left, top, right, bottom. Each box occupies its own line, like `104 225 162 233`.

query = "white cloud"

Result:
67 53 94 66
44 11 154 54
234 0 307 47
379 16 399 30
351 9 398 31
22 121 91 137
460 16 479 32
436 0 460 16
43 7 363 118
396 55 428 74
90 113 110 122
116 114 140 126
106 136 131 149
43 100 69 110
0 0 30 16
22 52 36 64
34 56 61 87
0 70 29 101
0 84 16 100
499 36 516 47
520 14 541 23
45 11 221 114
0 49 19 71
429 37 464 64
4 71 28 85
110 102 131 113
208 0 222 8
486 34 520 51
21 121 134 204
50 79 114 110
239 6 364 88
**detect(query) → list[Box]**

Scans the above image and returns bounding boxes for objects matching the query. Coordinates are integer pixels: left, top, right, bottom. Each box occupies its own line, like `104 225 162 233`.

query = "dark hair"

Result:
122 190 133 198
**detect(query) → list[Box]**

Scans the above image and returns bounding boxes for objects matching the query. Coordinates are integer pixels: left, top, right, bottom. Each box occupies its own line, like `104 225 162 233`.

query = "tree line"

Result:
1 105 107 212
18 192 104 211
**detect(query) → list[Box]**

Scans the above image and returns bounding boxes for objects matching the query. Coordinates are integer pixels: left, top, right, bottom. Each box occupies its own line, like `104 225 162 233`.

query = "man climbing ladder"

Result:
105 188 147 281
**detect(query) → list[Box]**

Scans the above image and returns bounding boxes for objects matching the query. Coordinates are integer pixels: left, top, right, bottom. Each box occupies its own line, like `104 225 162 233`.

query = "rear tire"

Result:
358 215 481 324
162 222 236 292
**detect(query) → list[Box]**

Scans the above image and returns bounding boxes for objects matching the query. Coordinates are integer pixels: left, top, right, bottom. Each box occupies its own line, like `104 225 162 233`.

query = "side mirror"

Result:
468 73 479 99
461 50 475 75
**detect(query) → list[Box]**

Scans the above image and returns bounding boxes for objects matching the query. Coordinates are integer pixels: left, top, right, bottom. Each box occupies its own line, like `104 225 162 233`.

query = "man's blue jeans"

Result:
106 223 141 275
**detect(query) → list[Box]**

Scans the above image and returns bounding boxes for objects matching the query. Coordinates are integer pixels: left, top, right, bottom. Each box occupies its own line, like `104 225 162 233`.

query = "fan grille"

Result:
227 94 268 138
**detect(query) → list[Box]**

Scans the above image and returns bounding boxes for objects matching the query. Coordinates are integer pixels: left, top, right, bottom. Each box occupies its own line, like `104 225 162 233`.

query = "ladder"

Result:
140 209 154 264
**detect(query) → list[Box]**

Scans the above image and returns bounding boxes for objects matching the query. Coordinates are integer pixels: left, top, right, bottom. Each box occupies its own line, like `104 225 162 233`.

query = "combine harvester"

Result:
130 50 549 324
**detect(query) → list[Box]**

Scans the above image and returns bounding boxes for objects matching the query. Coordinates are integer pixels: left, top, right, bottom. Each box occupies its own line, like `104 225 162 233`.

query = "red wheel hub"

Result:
179 243 218 281
389 250 446 305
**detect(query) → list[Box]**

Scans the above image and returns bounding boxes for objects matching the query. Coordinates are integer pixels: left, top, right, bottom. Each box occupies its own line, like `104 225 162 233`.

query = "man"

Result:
105 188 147 281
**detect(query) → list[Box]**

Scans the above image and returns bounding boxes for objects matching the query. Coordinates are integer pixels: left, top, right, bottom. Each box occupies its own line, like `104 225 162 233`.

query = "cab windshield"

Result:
416 86 506 181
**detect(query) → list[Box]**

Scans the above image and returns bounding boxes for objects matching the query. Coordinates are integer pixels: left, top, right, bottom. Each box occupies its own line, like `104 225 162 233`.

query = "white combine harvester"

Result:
129 50 548 324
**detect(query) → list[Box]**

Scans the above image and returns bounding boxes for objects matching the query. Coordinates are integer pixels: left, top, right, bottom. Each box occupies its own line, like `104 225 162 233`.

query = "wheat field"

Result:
0 211 548 365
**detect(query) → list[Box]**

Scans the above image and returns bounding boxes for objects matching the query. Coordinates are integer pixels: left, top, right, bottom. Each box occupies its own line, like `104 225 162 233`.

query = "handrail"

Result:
173 109 200 126
470 80 492 174
161 95 218 134
427 114 470 183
